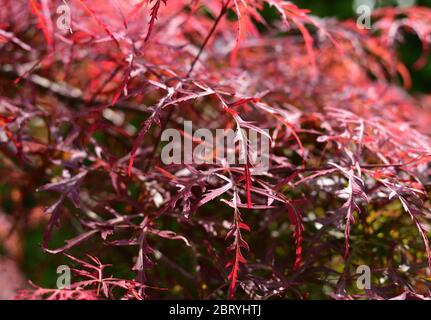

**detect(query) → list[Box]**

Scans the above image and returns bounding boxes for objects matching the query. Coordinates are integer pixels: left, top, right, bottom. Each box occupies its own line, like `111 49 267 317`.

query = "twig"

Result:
187 0 231 77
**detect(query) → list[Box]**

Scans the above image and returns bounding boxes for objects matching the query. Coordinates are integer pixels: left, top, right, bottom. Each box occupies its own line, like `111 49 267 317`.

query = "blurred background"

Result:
293 0 431 93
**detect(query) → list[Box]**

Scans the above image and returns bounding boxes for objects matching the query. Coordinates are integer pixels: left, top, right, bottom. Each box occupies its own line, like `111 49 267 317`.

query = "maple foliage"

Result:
1 0 431 300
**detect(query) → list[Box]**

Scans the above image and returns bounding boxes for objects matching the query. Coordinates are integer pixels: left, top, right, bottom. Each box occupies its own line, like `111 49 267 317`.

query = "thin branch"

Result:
187 0 231 77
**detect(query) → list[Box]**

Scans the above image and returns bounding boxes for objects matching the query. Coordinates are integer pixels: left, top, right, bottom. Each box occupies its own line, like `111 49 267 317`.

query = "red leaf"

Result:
29 0 52 48
128 116 156 176
238 222 250 232
145 0 168 42
77 0 121 49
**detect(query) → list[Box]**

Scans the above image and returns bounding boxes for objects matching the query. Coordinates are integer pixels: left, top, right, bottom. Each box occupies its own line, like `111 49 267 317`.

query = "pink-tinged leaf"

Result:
244 161 252 209
145 0 168 42
225 201 250 299
38 172 87 249
127 115 157 176
76 0 121 49
112 55 134 106
44 229 99 254
377 177 431 271
330 163 368 258
127 0 147 21
148 229 191 247
197 181 233 207
287 204 303 270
